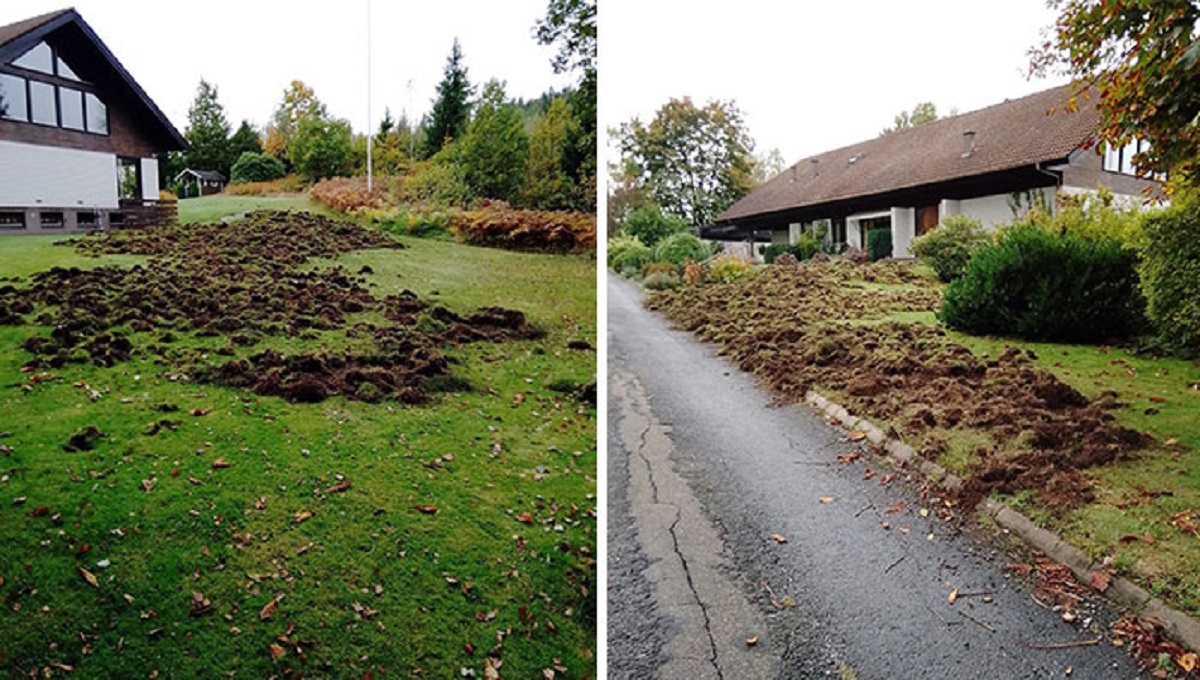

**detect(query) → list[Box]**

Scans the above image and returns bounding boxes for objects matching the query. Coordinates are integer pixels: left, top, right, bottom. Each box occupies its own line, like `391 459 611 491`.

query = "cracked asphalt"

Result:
606 274 1145 679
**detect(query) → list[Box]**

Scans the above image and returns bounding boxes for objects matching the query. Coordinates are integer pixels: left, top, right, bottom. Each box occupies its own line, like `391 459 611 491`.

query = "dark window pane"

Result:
59 87 83 130
0 73 27 122
13 42 53 74
85 93 107 134
29 81 56 125
56 57 80 81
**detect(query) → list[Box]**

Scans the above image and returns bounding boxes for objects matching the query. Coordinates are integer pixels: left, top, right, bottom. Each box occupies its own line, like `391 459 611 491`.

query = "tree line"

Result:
168 0 596 212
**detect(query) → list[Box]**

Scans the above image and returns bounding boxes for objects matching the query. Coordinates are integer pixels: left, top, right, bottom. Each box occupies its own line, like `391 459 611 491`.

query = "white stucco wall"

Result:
140 157 159 201
891 207 915 258
0 140 119 209
957 187 1056 230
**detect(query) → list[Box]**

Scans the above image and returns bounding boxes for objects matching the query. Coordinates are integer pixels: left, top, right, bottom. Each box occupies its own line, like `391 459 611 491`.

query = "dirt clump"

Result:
647 260 1146 509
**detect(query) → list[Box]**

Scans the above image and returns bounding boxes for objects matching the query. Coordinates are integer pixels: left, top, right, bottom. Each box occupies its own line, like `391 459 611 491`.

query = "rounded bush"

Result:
612 242 653 274
1140 196 1200 351
230 152 287 184
623 204 688 247
653 232 711 266
607 233 646 268
909 214 990 282
940 225 1144 342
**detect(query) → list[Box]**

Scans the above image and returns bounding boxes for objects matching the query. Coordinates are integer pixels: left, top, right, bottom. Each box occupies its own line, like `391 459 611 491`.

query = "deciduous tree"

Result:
618 97 756 227
521 97 575 209
537 0 597 211
265 80 327 162
1030 0 1200 184
881 101 938 135
460 80 529 203
289 116 353 182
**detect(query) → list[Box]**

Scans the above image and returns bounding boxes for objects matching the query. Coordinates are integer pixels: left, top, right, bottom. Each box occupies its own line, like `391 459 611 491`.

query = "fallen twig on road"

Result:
1020 638 1101 650
958 610 996 632
884 554 906 573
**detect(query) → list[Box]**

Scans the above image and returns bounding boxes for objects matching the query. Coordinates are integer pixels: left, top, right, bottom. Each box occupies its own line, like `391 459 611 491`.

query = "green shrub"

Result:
408 160 473 208
940 225 1145 342
1140 196 1200 352
762 243 791 264
623 204 688 247
640 261 678 278
612 242 653 274
866 229 893 261
1017 189 1146 250
653 232 711 266
708 253 752 282
909 215 990 282
607 233 646 268
643 270 681 290
230 152 287 184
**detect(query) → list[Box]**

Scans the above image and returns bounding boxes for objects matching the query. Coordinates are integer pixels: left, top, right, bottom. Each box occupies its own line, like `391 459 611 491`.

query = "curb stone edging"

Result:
803 389 1200 657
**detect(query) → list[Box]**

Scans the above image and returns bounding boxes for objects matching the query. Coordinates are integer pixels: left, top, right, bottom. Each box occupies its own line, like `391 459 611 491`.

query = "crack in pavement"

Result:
611 368 774 680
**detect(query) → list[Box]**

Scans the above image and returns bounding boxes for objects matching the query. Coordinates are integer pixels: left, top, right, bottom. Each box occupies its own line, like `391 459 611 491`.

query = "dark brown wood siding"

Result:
0 93 157 157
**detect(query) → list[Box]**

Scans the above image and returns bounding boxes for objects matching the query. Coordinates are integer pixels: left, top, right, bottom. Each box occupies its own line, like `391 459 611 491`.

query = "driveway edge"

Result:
804 389 1200 657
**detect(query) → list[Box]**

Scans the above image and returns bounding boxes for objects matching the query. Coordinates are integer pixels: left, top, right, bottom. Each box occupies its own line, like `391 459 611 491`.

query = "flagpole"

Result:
366 0 373 192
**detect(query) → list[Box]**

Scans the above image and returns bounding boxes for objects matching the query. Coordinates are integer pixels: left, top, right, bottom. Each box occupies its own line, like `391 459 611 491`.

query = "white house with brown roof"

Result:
0 9 186 233
710 85 1161 258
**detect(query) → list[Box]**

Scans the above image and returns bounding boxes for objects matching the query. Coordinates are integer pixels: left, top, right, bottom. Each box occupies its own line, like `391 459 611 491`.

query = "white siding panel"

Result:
140 157 159 200
0 140 118 209
891 207 915 258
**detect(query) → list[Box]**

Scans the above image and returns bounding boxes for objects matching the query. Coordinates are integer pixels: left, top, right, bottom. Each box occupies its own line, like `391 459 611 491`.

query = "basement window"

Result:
77 211 98 227
0 212 26 230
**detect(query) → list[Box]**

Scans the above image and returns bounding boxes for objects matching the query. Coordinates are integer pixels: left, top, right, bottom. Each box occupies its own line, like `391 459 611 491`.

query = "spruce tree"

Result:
184 79 232 175
423 39 473 158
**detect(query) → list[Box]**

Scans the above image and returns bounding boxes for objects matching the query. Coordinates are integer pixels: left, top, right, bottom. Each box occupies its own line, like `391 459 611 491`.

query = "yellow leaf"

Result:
260 596 279 621
919 508 929 518
1179 652 1198 672
79 567 100 590
268 642 287 660
848 431 866 441
745 635 760 646
948 588 958 605
818 497 836 504
770 533 788 544
294 510 313 524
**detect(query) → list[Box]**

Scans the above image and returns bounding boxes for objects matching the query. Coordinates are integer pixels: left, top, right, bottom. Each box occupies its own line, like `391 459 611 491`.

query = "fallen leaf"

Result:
948 588 959 605
268 642 287 660
293 510 313 524
1179 652 1198 673
1090 570 1111 593
745 635 760 646
1164 438 1179 447
79 567 100 590
848 430 866 441
211 458 231 469
818 496 836 504
484 657 502 680
260 596 281 621
190 408 209 417
325 481 352 494
919 508 930 518
414 505 438 515
141 478 156 493
515 512 534 524
770 533 788 544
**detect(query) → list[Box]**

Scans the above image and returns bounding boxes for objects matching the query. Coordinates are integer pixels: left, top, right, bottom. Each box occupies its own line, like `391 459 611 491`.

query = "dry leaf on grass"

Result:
79 567 100 589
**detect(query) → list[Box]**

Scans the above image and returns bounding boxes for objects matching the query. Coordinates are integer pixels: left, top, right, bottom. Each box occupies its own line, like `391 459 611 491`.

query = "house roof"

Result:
717 85 1099 225
0 8 187 151
177 169 226 182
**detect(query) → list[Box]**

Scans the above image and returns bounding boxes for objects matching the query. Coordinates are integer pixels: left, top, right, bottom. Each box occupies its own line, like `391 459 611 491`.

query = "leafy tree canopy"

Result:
1030 0 1200 184
460 80 529 203
618 97 756 227
265 80 328 161
535 0 596 77
881 101 938 135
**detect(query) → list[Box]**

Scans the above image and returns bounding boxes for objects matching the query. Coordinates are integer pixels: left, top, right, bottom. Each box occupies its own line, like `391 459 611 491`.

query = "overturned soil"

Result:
646 260 1146 509
0 211 542 404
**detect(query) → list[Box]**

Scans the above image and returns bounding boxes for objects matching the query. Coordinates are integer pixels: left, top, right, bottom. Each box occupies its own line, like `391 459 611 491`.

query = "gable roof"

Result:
718 85 1099 225
177 168 226 183
0 8 186 151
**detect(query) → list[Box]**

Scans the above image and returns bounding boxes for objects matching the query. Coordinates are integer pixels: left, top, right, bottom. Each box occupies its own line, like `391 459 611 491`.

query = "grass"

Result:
0 214 596 677
177 193 334 224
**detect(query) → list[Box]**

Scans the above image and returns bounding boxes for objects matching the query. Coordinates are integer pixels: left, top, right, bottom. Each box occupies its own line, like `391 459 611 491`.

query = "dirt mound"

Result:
3 211 540 405
648 261 1145 508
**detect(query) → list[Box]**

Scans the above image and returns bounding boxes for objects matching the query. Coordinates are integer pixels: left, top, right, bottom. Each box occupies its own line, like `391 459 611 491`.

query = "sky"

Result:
601 0 1071 169
0 0 574 136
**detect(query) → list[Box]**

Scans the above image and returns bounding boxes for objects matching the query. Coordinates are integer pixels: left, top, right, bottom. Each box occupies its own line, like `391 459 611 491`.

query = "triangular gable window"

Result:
56 57 79 81
12 41 52 74
11 41 82 81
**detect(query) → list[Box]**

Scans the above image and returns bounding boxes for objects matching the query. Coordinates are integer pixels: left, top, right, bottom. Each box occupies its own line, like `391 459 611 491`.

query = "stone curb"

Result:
804 389 1200 657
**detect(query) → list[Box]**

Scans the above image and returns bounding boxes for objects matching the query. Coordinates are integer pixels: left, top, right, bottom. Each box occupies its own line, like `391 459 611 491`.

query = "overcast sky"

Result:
602 0 1070 168
0 0 573 136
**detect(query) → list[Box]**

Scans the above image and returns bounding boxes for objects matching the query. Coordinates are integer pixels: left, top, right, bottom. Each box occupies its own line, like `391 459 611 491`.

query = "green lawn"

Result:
0 214 596 677
177 193 334 224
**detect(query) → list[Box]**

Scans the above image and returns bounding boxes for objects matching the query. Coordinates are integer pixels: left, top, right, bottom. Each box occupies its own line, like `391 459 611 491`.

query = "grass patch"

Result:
177 194 334 224
0 216 596 677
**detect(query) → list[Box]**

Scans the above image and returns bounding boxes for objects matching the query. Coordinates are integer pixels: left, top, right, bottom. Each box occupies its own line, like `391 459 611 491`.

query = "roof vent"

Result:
810 158 820 177
962 130 976 158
